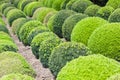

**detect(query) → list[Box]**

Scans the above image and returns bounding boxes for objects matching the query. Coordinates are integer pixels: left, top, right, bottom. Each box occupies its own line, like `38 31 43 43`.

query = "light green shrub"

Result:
52 0 64 11
107 74 120 80
106 0 120 9
3 7 16 17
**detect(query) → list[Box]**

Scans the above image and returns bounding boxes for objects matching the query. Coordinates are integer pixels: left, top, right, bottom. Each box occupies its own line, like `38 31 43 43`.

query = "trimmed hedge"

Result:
71 0 93 13
66 0 77 9
6 9 26 26
3 7 16 17
57 54 120 80
71 17 108 45
60 0 71 9
107 74 120 80
106 0 120 9
52 0 64 11
49 10 76 38
62 13 88 41
84 5 100 16
39 37 62 68
31 32 58 59
0 73 35 80
96 6 114 20
12 0 20 7
88 23 120 61
0 24 8 34
46 0 54 7
19 20 42 45
0 51 36 77
0 18 5 25
49 42 89 77
0 31 12 41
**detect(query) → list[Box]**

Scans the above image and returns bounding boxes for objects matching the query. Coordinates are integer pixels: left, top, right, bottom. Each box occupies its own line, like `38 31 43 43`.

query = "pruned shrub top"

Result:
0 31 12 41
52 0 64 11
60 0 71 9
66 0 77 9
1 3 14 13
71 17 108 45
57 54 120 80
88 23 120 61
49 42 89 77
0 24 9 34
3 7 16 17
107 74 120 80
106 0 120 9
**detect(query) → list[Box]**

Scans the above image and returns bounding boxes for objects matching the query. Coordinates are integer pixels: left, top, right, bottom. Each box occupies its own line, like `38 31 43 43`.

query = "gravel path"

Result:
3 17 55 80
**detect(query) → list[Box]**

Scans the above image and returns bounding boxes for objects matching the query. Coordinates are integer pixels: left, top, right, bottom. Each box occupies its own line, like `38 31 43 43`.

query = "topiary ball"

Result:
0 31 12 41
88 23 120 61
49 10 76 38
0 24 9 34
31 32 58 59
84 5 100 16
57 54 120 80
106 0 120 9
46 0 54 7
3 7 16 17
71 17 108 45
66 0 77 10
71 0 93 13
0 73 35 80
108 8 120 22
52 0 64 11
107 74 120 80
96 6 114 20
0 51 36 77
39 37 62 68
49 42 89 77
62 13 88 41
19 20 43 45
60 0 71 9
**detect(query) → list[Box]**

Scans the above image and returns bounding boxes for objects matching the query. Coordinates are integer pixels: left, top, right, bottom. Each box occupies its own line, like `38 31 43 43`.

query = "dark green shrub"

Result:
106 0 120 9
107 74 120 80
0 31 12 41
66 0 77 9
88 23 120 61
84 5 100 16
27 26 50 44
19 20 42 45
3 7 16 17
96 6 114 20
60 0 71 9
39 37 62 68
108 8 120 22
71 17 108 45
52 0 64 10
13 0 20 7
46 0 54 7
0 18 5 25
62 13 88 41
49 10 76 38
49 42 89 77
31 32 58 59
57 54 120 80
71 0 93 13
0 73 35 80
0 24 8 34
6 9 26 26
0 0 9 5
0 51 36 77
1 3 14 13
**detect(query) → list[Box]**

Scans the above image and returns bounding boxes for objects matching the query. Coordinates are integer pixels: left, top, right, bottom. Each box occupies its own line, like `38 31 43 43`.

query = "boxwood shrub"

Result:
66 0 77 9
39 37 62 68
96 6 114 20
60 0 71 9
0 73 35 80
62 13 88 41
19 20 42 45
57 54 120 80
6 9 26 26
46 0 54 7
0 31 12 41
3 7 16 17
49 42 89 77
84 5 100 16
0 18 5 25
88 23 120 61
52 0 64 11
12 0 20 7
71 17 108 45
107 74 120 80
0 24 8 34
0 51 36 77
106 0 120 9
71 0 93 13
31 32 58 59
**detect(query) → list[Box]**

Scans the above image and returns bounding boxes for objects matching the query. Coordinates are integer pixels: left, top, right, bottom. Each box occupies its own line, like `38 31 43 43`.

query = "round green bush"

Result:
60 0 71 9
0 31 12 41
13 0 20 7
23 2 42 17
71 17 108 45
3 7 16 17
49 10 76 38
108 8 120 22
0 24 8 34
52 0 64 10
0 73 35 80
0 0 9 5
66 0 77 9
96 6 114 20
62 13 88 41
19 20 42 45
46 0 54 7
27 26 50 44
107 74 120 80
1 3 14 13
57 54 120 80
71 0 93 13
0 18 5 25
49 42 89 77
39 37 62 68
0 51 36 77
84 5 100 16
106 0 120 9
88 23 120 61
31 32 58 59
6 9 26 26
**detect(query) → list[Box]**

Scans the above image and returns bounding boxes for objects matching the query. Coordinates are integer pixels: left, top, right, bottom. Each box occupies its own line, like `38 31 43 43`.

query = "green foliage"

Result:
0 0 9 5
19 20 42 45
60 0 71 9
0 18 5 25
3 7 16 17
0 25 9 34
6 9 26 26
0 51 36 77
108 8 120 22
39 37 62 68
106 0 120 9
52 0 64 10
31 32 58 59
46 0 54 7
0 31 12 41
62 13 88 41
49 42 89 77
57 54 120 80
71 17 108 45
107 74 120 80
13 0 20 7
49 10 76 38
96 6 114 20
71 0 93 13
1 3 14 13
88 23 120 61
84 5 100 16
0 73 35 80
66 0 77 9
